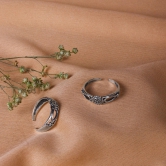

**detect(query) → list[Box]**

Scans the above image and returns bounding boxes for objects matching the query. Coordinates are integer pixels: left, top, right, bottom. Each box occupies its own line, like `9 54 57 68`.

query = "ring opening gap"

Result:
34 102 51 128
86 79 117 96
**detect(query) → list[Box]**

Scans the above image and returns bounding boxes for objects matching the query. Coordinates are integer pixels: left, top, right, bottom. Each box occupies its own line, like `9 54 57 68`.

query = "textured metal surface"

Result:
81 78 120 105
32 97 59 132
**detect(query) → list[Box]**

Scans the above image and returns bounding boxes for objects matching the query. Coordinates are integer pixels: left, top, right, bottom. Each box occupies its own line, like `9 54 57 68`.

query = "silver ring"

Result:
81 78 120 105
32 97 59 132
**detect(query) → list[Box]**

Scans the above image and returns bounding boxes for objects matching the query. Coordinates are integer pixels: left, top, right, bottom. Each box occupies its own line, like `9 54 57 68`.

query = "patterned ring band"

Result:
81 78 120 105
32 97 59 132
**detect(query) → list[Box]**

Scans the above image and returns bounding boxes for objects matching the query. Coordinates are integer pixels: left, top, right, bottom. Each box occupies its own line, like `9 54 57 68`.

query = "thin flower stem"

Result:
0 61 44 76
0 68 18 72
0 59 17 67
10 79 25 88
0 84 14 89
0 56 14 63
27 71 33 77
0 57 16 65
34 58 44 67
0 45 78 110
0 54 55 61
47 75 54 79
3 81 20 90
0 70 5 75
6 79 13 88
0 87 11 101
13 88 17 97
29 68 41 74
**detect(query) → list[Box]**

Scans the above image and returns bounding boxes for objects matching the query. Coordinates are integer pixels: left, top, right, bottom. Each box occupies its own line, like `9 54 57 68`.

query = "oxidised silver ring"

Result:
81 78 120 105
32 97 59 132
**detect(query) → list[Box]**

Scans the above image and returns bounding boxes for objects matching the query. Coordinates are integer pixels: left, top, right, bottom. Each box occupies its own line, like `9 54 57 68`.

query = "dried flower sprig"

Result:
0 45 78 110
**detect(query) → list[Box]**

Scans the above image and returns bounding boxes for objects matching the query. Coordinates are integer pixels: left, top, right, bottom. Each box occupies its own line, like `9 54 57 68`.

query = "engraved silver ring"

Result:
81 78 120 105
32 97 59 132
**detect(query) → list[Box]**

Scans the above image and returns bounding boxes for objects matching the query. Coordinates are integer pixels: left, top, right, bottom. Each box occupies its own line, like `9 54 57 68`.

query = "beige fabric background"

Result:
0 0 166 165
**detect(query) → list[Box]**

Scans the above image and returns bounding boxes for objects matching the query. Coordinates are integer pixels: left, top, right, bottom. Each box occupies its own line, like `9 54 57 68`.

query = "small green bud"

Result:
72 48 78 54
14 97 22 104
19 66 27 73
7 102 13 111
60 50 64 55
32 76 37 81
12 96 19 106
23 78 28 83
63 73 69 79
58 45 64 50
26 88 33 93
65 51 71 57
40 84 46 91
44 83 50 90
41 72 46 77
56 54 62 60
1 75 10 81
21 92 28 97
37 78 43 85
59 72 64 79
18 89 22 94
32 82 37 88
26 81 32 87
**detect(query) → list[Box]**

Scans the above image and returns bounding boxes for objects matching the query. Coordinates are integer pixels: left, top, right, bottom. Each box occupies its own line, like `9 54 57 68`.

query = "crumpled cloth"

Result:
0 0 166 165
